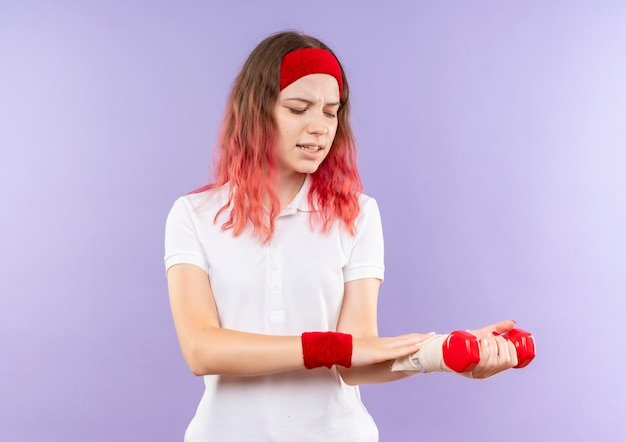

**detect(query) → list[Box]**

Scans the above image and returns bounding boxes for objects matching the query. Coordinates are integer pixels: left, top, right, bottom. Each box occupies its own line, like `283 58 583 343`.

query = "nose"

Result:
307 111 329 135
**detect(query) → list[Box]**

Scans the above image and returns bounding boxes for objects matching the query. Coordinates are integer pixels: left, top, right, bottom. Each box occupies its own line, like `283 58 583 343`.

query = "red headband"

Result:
280 47 343 97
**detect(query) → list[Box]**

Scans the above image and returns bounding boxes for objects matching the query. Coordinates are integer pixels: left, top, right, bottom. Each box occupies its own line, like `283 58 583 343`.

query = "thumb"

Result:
492 319 516 334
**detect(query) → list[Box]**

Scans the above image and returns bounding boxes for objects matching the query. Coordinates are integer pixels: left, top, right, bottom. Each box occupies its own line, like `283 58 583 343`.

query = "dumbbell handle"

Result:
443 328 536 373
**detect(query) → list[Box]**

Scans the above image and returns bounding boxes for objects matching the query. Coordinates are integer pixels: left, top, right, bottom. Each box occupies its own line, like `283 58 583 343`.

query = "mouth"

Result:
297 144 324 153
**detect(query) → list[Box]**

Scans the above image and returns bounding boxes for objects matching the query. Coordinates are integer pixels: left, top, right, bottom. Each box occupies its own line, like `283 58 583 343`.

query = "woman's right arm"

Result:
167 263 427 377
167 263 304 376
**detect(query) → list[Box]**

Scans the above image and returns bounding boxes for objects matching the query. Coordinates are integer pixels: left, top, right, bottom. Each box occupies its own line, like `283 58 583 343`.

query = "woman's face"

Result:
273 73 340 179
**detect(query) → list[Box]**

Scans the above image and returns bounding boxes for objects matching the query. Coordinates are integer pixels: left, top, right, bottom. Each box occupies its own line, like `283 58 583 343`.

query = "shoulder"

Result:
357 192 376 206
357 193 381 219
336 192 383 240
171 183 231 216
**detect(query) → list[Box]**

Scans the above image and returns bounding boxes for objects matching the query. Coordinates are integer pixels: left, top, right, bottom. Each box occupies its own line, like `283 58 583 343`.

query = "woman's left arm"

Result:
336 279 520 384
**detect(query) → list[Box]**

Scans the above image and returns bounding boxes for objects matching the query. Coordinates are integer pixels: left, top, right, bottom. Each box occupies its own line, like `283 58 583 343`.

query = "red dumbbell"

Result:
442 328 536 373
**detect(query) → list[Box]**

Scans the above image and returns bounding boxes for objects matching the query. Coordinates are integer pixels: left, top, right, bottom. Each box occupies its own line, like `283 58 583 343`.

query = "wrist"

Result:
301 331 353 369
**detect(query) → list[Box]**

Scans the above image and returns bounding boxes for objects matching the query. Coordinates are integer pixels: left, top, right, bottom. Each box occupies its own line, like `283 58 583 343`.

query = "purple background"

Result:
2 1 625 441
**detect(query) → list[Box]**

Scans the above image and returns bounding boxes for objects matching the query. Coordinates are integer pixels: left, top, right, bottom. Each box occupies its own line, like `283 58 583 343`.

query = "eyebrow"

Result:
284 98 341 107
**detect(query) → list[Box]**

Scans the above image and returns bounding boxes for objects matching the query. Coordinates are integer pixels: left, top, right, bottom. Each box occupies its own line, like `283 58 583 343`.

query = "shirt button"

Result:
273 283 280 291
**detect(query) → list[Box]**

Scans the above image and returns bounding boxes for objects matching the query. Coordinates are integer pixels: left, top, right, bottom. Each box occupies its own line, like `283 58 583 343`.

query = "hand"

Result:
351 333 435 367
467 320 518 379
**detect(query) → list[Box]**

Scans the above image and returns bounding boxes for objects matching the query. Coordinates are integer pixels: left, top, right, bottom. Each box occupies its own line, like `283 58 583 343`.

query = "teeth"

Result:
298 145 321 152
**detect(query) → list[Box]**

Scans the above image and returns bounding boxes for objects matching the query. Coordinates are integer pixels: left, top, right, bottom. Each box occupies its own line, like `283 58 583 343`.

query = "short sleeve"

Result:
164 197 209 274
342 197 385 282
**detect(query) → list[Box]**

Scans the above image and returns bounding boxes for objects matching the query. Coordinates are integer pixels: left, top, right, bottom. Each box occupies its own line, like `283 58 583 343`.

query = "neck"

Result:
277 172 306 209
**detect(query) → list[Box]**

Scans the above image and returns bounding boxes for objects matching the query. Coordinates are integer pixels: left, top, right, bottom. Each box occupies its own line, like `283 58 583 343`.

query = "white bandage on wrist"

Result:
391 334 475 378
391 334 449 374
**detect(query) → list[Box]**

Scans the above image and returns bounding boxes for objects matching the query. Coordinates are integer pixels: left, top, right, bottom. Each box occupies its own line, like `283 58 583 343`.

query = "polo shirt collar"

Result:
280 174 317 216
220 175 317 215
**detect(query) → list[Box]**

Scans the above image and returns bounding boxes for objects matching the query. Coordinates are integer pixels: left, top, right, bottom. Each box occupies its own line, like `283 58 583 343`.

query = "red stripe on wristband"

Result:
301 332 353 369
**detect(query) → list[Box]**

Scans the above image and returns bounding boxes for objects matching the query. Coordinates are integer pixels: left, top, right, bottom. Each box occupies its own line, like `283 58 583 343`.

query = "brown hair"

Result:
198 31 362 241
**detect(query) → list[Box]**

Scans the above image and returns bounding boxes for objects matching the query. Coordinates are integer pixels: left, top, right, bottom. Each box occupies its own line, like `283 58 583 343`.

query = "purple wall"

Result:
1 1 625 440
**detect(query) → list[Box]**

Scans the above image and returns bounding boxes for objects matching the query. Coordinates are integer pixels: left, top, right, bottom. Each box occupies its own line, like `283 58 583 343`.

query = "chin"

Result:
298 164 322 174
280 157 326 176
289 161 322 175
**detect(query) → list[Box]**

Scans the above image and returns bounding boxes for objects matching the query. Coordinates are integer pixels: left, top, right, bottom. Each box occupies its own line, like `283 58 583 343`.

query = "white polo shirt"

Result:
164 175 384 441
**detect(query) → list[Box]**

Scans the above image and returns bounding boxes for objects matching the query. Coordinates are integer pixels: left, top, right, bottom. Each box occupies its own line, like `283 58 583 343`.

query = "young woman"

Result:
165 31 518 441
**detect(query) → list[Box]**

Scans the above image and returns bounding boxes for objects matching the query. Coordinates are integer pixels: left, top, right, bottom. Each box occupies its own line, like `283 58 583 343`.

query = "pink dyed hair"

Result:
193 31 362 241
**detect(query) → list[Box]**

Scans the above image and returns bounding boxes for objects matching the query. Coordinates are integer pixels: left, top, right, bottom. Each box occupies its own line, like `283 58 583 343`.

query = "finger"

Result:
483 336 514 372
506 339 519 367
486 335 499 364
395 332 436 341
469 338 492 378
494 335 512 364
351 338 417 366
389 333 436 348
478 336 494 365
381 341 423 361
471 320 516 339
484 335 503 366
